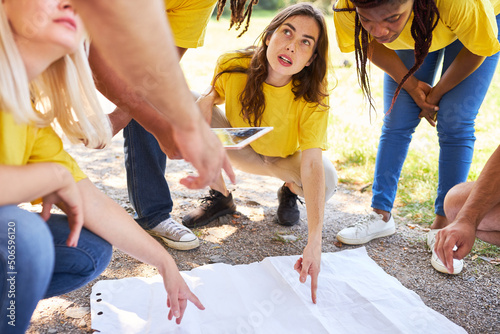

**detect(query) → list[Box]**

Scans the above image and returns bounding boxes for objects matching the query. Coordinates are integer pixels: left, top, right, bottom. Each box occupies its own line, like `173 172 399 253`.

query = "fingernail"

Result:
174 311 180 318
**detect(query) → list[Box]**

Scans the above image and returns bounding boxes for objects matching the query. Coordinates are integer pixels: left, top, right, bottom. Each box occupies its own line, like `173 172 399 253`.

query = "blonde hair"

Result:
0 5 111 149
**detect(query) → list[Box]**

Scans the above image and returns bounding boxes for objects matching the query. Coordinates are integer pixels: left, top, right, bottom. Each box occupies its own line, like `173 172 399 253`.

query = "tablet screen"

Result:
212 127 273 149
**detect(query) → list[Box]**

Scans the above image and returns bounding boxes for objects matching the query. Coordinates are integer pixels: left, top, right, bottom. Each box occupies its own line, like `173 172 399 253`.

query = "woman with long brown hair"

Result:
333 0 500 274
183 3 337 303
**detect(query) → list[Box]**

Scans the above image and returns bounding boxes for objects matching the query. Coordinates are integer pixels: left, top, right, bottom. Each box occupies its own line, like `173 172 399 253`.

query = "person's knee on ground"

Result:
0 206 55 334
443 182 474 225
323 155 338 201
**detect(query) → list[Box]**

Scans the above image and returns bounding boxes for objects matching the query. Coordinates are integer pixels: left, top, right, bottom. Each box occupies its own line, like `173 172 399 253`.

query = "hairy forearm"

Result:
432 47 485 98
300 149 325 244
455 145 500 228
89 43 175 137
73 0 199 132
0 164 73 205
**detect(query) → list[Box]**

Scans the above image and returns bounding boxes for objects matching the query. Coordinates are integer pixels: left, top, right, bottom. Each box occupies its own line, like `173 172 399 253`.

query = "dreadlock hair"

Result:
216 0 259 37
334 0 439 113
212 2 330 127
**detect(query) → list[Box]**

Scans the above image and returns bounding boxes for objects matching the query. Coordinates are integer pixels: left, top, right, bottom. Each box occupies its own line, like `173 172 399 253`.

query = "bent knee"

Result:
444 182 474 219
323 156 338 201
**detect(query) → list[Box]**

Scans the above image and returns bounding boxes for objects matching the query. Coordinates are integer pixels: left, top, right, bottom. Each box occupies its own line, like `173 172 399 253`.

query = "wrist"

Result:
454 212 481 230
155 254 178 278
173 109 204 137
307 233 322 248
401 76 418 92
429 85 444 103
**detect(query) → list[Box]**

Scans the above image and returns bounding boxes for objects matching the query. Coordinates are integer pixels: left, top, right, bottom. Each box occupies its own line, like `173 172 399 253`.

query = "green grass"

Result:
180 14 500 257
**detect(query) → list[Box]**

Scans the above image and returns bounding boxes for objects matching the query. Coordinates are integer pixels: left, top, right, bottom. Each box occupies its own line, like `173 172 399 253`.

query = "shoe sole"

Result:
431 252 463 275
183 207 236 228
336 227 396 245
147 230 200 251
276 216 300 226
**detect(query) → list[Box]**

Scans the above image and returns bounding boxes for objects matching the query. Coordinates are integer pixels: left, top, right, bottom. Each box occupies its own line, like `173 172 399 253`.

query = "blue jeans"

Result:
123 120 173 229
372 16 500 216
0 206 112 334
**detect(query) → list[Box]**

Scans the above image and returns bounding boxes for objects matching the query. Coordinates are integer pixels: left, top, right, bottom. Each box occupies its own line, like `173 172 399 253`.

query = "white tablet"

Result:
212 127 273 150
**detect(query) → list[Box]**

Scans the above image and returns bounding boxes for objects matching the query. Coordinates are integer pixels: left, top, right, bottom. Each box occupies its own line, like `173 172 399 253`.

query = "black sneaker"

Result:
276 184 301 226
182 189 236 228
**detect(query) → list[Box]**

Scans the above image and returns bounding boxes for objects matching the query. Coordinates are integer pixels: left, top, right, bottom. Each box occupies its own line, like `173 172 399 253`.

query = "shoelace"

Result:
350 212 380 231
282 189 303 206
161 220 191 237
199 191 221 208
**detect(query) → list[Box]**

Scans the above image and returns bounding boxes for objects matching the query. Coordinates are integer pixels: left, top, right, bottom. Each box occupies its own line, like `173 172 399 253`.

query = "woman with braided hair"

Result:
333 0 500 274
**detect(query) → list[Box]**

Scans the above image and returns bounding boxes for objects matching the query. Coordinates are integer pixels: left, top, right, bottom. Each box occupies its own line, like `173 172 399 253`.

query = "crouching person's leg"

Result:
0 206 55 333
43 214 112 298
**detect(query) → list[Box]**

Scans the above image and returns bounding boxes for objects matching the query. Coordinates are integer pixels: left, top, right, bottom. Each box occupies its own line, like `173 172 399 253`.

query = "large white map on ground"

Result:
91 247 465 334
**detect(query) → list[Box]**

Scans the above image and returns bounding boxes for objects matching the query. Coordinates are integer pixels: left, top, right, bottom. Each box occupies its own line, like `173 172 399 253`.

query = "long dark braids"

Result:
212 3 330 127
216 0 259 37
334 0 439 113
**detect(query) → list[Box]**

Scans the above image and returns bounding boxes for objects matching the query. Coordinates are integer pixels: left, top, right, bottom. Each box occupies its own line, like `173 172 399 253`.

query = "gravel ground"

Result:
27 134 499 334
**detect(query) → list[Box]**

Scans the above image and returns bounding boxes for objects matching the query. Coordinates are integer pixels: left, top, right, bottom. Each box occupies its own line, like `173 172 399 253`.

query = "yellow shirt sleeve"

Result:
164 0 218 49
0 111 86 183
436 0 500 56
28 126 87 182
333 0 358 53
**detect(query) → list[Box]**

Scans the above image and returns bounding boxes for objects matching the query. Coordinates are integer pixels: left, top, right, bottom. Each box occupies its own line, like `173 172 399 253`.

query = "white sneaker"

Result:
150 218 200 250
427 229 463 274
337 212 396 245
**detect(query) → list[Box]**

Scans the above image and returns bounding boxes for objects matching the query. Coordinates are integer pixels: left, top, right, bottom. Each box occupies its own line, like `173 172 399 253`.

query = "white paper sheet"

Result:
91 247 465 334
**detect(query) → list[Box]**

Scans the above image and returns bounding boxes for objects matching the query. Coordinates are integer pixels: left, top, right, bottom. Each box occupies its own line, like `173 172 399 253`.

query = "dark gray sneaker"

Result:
182 189 236 228
277 184 301 226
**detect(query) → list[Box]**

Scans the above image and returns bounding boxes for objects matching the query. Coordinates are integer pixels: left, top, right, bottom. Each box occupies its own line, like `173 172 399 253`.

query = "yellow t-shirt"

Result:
213 53 329 158
334 0 500 56
0 111 87 182
164 0 218 48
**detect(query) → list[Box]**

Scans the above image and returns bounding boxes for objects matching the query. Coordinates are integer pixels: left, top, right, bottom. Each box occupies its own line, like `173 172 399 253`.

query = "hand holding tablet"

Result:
212 127 273 149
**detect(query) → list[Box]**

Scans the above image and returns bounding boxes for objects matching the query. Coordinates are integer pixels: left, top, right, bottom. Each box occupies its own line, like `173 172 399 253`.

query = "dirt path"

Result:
27 135 499 333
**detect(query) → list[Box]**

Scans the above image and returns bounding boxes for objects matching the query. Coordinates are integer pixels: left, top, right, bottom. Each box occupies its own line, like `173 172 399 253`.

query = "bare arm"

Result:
368 40 438 120
0 164 83 247
293 148 325 304
89 45 184 159
0 164 72 205
77 178 204 323
427 47 485 103
195 88 225 123
435 145 500 273
74 0 190 129
369 42 485 126
73 0 235 188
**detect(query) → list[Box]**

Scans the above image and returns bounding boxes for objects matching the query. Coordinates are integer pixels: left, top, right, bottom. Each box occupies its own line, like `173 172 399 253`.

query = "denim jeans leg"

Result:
0 206 55 334
372 49 442 212
43 214 112 298
123 119 173 229
434 32 500 216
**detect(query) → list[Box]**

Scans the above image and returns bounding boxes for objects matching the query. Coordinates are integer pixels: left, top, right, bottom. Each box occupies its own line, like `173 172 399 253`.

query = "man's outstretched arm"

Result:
73 0 234 188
